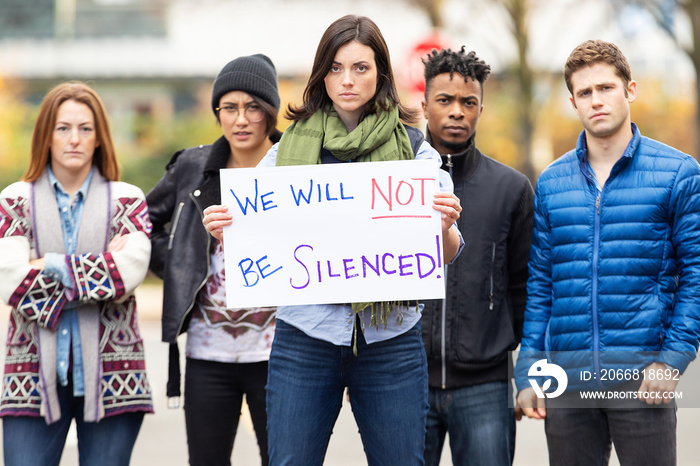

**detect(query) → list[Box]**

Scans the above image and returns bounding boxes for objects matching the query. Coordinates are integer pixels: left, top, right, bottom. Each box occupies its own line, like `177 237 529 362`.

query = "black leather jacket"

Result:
147 133 282 343
421 133 534 389
146 132 281 396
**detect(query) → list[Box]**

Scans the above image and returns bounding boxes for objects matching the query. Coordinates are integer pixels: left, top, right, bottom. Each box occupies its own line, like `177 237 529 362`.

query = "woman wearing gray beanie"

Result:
146 54 281 466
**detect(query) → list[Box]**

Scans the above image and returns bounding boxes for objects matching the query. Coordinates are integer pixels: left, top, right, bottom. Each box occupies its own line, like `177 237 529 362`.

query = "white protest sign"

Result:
220 159 446 308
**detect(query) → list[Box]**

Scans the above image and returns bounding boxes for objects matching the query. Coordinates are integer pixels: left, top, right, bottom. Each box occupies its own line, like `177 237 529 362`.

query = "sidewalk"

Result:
0 283 697 465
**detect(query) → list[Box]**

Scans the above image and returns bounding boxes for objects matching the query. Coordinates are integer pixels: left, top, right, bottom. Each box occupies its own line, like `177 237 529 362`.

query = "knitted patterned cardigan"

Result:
0 171 154 424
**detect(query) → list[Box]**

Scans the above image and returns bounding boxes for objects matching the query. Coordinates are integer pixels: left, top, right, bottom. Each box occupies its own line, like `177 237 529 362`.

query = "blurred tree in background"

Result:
0 73 694 193
1 0 698 193
409 0 538 181
411 0 699 180
613 0 700 158
0 78 35 186
119 109 221 193
497 0 537 181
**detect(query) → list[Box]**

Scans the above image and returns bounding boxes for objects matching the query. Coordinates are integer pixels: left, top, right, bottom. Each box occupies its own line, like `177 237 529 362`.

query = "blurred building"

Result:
2 0 692 106
0 0 435 142
0 0 694 171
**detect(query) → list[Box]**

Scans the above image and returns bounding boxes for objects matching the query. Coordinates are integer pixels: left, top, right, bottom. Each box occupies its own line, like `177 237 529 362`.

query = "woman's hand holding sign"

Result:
203 205 233 242
434 192 462 263
433 191 461 230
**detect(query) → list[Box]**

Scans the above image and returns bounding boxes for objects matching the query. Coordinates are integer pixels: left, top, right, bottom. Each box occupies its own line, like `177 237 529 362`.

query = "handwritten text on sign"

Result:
220 159 446 308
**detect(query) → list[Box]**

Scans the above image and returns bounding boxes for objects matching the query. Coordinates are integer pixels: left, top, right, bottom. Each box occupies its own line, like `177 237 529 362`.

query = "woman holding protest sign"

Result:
203 15 462 465
146 54 281 466
0 81 153 465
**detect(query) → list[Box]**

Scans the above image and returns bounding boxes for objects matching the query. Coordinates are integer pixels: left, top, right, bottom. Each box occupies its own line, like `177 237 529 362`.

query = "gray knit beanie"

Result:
211 53 280 114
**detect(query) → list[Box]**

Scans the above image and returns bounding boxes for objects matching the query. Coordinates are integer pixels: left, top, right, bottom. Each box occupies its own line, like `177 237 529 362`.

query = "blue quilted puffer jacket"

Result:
515 124 700 392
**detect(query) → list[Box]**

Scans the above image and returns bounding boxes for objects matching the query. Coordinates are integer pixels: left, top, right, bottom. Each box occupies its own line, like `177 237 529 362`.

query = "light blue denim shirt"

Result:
43 166 95 395
257 140 464 345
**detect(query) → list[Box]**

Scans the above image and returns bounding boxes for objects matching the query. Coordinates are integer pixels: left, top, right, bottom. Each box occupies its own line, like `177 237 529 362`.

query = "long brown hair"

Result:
287 14 419 124
22 81 120 182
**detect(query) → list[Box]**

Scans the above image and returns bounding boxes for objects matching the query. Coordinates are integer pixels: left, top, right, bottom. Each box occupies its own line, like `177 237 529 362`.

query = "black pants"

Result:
184 357 269 466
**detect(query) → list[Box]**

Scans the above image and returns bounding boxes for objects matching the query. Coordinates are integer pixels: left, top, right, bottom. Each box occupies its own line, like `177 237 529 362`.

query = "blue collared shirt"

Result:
43 166 94 395
586 162 603 193
257 140 464 345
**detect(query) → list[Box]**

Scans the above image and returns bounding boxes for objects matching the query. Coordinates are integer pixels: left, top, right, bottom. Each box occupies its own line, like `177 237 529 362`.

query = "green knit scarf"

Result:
276 104 416 353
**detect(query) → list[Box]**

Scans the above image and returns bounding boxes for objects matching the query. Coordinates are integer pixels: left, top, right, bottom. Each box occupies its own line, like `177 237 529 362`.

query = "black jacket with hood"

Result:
421 132 534 389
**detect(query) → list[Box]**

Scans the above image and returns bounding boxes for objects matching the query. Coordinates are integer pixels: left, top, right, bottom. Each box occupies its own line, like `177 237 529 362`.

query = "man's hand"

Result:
514 405 524 421
637 362 680 405
516 387 546 420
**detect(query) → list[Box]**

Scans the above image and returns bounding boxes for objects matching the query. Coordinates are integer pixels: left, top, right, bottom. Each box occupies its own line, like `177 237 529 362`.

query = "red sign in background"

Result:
402 32 451 94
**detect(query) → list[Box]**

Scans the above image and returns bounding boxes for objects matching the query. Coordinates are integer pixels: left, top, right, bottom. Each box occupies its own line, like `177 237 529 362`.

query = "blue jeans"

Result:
424 381 515 466
266 319 429 466
3 382 144 466
544 406 676 466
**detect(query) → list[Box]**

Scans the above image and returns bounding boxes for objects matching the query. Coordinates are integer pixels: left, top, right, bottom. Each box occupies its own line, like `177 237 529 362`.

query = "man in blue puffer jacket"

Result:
515 40 700 465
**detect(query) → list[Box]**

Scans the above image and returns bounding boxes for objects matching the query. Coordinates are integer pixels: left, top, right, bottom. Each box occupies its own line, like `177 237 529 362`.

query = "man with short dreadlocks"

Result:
419 47 534 466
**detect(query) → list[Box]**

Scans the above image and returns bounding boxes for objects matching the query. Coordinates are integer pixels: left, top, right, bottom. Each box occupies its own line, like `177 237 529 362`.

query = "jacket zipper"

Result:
174 192 211 338
441 153 454 389
489 242 496 310
168 202 185 250
593 192 602 389
441 263 449 389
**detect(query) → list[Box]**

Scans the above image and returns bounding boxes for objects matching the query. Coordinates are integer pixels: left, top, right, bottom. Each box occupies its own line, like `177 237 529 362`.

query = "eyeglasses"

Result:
215 104 265 122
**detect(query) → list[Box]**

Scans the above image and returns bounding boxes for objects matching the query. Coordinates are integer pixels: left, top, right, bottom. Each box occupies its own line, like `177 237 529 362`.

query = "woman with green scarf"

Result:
203 15 463 466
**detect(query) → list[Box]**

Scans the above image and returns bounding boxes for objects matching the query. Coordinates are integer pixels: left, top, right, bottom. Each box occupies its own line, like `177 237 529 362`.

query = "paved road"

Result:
0 283 698 465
